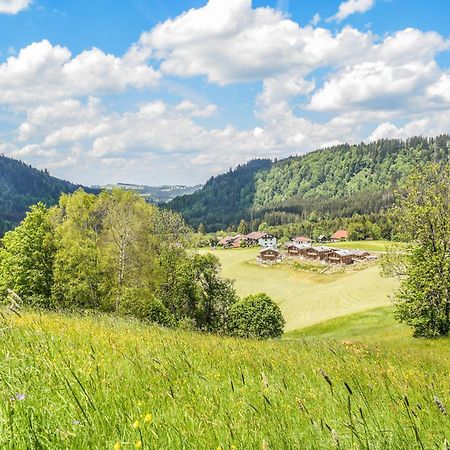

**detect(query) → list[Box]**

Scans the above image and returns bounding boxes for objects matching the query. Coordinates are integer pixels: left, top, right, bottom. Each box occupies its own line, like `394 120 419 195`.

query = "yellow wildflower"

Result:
132 420 140 429
113 442 121 450
135 441 142 449
144 413 153 423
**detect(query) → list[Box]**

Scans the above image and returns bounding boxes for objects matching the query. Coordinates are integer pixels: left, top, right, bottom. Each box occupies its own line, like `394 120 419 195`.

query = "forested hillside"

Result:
168 135 450 232
167 159 272 231
0 155 91 234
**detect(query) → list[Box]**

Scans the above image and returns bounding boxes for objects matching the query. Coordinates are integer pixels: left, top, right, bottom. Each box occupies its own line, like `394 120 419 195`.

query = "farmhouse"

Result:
331 229 348 242
293 236 312 244
259 247 282 262
217 236 235 247
286 242 310 256
305 246 334 260
317 235 328 242
245 231 277 248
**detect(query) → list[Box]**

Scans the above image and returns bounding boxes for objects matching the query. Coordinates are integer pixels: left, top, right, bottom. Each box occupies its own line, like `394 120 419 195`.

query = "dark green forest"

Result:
168 135 450 233
0 155 94 234
167 159 272 231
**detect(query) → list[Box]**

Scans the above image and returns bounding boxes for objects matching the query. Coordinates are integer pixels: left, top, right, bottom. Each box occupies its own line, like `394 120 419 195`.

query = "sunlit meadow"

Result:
0 311 448 449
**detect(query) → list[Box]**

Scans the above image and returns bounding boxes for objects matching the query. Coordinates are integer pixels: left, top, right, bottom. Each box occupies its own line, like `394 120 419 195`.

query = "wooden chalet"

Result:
286 242 311 256
259 247 282 262
305 246 334 260
326 249 355 265
316 235 328 242
293 236 312 244
351 250 370 261
331 229 348 242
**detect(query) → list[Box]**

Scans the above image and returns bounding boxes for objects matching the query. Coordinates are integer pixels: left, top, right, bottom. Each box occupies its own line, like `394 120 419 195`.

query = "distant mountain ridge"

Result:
0 155 95 234
100 183 202 203
167 135 450 231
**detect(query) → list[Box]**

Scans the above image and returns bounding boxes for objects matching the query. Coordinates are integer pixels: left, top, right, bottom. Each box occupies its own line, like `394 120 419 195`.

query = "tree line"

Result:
0 189 284 338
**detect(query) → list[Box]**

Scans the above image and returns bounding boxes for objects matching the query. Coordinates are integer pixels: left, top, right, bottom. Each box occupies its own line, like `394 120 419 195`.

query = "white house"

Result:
258 233 277 248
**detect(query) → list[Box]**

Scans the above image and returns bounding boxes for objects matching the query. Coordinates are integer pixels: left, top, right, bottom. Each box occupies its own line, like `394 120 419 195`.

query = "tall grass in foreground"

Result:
0 311 448 449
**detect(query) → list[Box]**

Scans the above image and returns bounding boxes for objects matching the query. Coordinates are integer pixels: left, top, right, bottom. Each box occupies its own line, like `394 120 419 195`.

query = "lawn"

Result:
0 310 448 449
201 248 399 332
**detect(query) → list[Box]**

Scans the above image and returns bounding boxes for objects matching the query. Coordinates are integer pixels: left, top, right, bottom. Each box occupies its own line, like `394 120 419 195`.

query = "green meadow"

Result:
0 311 449 449
200 248 399 331
330 240 407 252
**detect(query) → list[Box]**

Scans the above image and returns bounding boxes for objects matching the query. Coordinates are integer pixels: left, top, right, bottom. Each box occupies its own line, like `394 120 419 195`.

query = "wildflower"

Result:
135 441 142 449
132 420 140 429
113 442 121 450
144 413 152 423
12 393 26 401
72 420 81 426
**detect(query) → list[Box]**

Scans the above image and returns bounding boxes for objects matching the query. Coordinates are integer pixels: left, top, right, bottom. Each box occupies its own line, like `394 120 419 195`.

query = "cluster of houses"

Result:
217 231 277 249
217 228 375 266
258 230 376 266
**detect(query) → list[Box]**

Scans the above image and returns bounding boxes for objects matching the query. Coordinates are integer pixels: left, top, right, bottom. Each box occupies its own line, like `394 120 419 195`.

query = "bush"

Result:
119 288 175 327
228 293 285 339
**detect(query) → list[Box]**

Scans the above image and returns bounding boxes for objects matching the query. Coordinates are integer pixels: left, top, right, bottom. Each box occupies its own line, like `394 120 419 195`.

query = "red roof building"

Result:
331 230 348 241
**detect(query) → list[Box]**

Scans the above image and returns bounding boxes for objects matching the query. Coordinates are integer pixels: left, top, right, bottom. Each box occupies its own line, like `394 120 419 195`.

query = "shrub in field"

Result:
119 288 175 327
228 293 285 338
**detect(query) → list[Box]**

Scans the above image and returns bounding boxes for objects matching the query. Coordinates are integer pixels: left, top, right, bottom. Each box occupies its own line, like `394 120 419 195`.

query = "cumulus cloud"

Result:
330 0 375 22
0 40 160 108
0 0 31 15
136 0 373 84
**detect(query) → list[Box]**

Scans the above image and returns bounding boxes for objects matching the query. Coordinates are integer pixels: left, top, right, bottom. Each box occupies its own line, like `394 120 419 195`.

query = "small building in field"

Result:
326 249 355 265
259 247 282 262
293 236 312 244
286 242 311 256
217 236 235 247
317 235 328 242
351 250 370 261
305 246 334 260
331 229 349 242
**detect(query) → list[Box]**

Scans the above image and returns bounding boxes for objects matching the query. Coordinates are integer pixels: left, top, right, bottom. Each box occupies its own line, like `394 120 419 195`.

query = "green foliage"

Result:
237 219 248 235
0 191 247 335
228 293 285 339
0 203 54 307
167 159 272 231
0 155 96 234
389 163 450 337
119 288 175 327
157 252 237 332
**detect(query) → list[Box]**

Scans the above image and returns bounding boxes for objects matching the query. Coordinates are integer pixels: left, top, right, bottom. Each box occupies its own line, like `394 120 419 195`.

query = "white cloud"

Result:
0 0 31 14
137 0 373 85
330 0 375 22
368 111 450 141
0 40 160 108
308 29 450 112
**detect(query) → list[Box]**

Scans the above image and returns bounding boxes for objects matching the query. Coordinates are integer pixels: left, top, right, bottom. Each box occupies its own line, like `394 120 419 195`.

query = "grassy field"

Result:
201 248 398 332
0 310 449 449
329 240 405 252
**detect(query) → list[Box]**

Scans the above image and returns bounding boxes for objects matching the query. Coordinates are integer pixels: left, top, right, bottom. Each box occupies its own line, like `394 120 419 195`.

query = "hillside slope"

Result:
167 159 272 230
0 155 92 233
168 135 450 231
2 311 449 449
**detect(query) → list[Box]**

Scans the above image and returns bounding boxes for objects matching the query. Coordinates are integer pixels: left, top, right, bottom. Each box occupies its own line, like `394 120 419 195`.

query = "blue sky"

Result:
0 0 449 185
